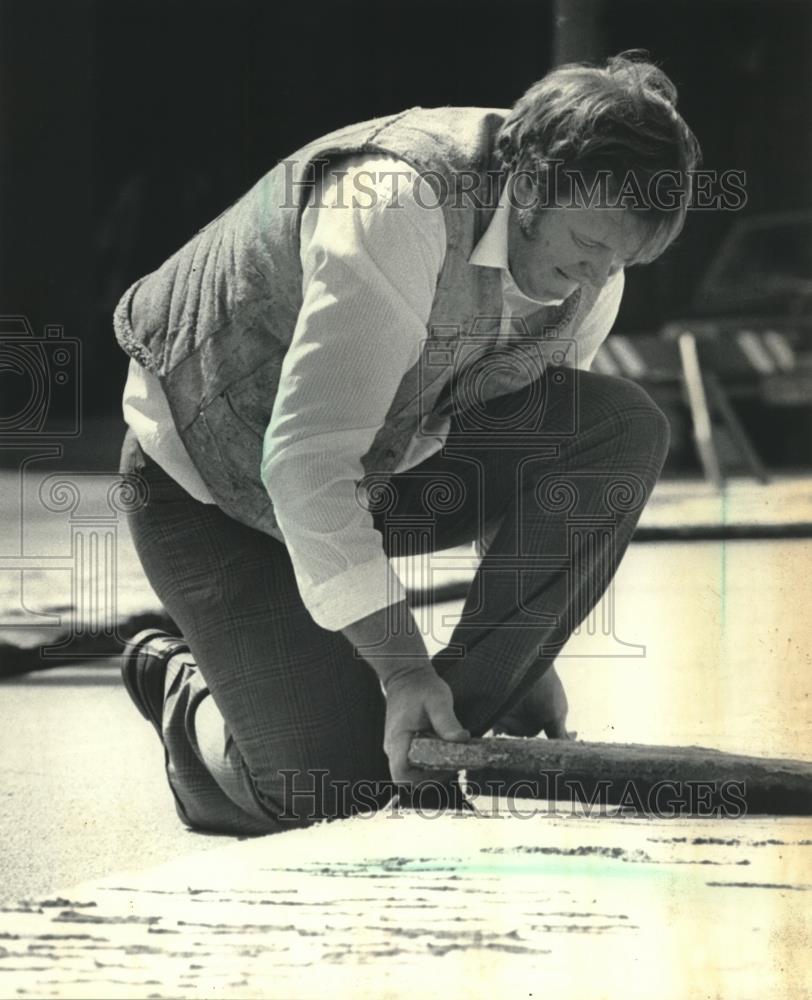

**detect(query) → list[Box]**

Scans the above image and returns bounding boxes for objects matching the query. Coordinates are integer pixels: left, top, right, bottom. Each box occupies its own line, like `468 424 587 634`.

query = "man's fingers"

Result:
385 730 413 780
543 717 572 739
426 699 470 743
382 676 469 785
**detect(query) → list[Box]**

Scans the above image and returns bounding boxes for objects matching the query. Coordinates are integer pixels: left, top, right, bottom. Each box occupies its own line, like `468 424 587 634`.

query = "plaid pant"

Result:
120 367 670 834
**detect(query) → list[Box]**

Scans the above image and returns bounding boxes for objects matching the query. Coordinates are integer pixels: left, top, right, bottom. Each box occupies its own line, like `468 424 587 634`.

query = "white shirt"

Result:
122 153 624 631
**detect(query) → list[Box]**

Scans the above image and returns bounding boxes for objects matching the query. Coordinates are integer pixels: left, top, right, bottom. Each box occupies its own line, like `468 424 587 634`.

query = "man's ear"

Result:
509 169 538 210
509 161 555 212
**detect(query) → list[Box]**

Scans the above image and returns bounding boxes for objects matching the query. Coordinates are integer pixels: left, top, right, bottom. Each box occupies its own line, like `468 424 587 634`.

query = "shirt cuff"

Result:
297 552 408 632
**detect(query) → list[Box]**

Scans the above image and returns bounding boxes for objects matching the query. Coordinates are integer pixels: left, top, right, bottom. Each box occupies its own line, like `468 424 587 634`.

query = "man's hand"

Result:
382 666 470 785
341 601 470 787
492 664 573 739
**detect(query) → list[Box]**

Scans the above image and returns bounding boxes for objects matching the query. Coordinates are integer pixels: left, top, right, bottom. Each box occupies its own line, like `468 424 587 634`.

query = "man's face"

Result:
506 175 648 301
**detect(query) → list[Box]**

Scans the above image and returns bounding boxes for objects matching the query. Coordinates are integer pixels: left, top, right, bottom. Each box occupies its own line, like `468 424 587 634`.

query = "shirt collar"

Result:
469 178 566 307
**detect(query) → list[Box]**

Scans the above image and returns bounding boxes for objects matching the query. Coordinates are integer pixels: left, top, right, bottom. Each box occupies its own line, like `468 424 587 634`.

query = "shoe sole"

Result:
121 628 189 734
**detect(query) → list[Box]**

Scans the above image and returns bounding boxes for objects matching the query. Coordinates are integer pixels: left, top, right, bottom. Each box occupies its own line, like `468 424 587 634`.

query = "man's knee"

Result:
577 371 671 455
617 379 671 458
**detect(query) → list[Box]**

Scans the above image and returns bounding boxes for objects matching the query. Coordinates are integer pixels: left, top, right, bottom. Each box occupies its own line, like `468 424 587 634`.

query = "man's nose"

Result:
578 250 614 289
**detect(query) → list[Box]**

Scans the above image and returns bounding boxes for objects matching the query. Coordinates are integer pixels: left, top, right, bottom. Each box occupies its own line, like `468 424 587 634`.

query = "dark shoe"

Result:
121 628 190 736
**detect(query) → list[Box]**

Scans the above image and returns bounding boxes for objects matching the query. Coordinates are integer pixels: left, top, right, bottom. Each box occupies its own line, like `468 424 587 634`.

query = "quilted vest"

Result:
113 106 600 542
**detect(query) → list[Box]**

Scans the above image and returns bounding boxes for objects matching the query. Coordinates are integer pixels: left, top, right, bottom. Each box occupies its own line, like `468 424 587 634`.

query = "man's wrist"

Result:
372 658 437 692
340 600 437 689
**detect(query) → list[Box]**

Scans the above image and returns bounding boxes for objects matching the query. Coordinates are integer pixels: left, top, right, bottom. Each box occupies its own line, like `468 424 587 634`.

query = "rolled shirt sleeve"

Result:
261 156 446 631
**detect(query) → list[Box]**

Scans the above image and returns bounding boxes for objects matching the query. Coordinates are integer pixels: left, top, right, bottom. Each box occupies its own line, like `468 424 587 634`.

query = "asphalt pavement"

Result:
0 662 231 904
3 537 811 906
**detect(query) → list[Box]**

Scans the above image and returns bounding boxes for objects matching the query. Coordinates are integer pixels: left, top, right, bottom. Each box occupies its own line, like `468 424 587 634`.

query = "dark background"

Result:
1 0 810 416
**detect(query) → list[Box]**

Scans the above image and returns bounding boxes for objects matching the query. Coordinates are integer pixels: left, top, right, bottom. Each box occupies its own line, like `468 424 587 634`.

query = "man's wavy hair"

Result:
494 50 701 264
